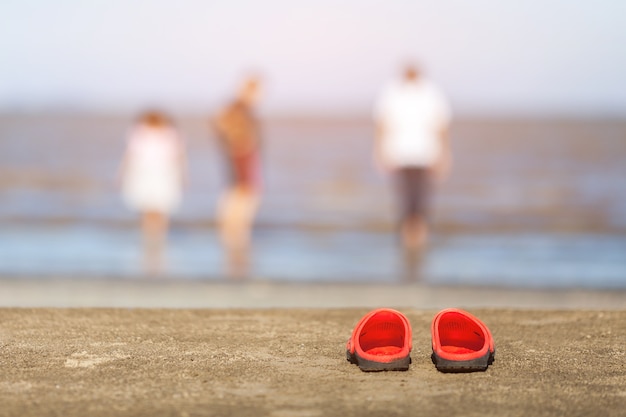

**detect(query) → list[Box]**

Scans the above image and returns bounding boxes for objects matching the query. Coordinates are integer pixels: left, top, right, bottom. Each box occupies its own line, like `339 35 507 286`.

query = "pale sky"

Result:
1 0 625 116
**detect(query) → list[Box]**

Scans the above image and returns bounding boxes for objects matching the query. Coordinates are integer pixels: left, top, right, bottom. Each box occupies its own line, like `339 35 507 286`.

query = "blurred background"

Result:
1 0 625 290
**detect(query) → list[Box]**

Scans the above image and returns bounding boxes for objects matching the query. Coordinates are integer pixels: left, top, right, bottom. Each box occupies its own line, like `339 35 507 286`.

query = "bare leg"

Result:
217 186 259 278
401 215 428 251
141 211 168 276
399 215 428 282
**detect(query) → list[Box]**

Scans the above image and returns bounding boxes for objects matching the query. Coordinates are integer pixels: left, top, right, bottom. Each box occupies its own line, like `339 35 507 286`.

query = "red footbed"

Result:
438 312 485 353
359 311 406 356
365 346 403 356
441 345 477 354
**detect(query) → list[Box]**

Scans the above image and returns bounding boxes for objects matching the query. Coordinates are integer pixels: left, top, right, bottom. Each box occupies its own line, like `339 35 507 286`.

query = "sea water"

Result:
1 114 625 288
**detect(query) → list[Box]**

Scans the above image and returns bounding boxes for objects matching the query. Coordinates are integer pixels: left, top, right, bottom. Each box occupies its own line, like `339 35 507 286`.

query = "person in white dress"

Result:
120 111 187 274
374 64 452 252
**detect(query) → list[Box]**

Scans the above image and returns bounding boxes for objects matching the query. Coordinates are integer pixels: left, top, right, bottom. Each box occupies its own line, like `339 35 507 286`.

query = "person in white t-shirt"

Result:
374 64 452 251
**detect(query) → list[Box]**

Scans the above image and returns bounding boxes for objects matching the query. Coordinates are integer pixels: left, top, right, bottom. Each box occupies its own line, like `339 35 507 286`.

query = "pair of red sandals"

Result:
346 308 495 372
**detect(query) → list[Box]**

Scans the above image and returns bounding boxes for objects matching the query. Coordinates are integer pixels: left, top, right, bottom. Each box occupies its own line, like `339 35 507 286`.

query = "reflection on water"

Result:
1 115 626 288
1 225 625 288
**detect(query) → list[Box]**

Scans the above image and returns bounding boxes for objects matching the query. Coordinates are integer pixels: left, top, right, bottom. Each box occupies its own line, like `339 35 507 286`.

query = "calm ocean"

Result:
1 114 625 288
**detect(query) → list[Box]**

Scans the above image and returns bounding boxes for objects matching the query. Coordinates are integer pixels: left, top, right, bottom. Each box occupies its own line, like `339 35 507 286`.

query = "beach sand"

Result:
1 307 625 416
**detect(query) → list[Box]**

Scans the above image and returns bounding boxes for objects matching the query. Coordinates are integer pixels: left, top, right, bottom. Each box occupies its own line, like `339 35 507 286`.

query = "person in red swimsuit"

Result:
212 76 262 277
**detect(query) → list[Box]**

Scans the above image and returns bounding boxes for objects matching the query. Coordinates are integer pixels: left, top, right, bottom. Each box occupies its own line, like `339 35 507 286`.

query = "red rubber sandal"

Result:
431 308 495 372
346 308 412 372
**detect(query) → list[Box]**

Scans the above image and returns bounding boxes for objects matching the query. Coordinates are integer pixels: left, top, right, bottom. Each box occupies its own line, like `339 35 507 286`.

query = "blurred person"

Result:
374 64 452 255
119 111 187 275
212 76 263 278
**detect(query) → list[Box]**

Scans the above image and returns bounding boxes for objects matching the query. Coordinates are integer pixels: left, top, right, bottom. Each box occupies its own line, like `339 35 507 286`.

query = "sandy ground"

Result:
1 308 625 417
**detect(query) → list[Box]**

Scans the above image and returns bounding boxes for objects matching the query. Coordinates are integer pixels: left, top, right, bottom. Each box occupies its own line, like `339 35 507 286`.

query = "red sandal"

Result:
431 308 495 372
346 308 412 371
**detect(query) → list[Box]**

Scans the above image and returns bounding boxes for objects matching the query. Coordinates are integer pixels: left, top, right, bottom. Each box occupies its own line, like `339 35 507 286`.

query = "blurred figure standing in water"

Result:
374 64 452 255
212 77 263 278
120 111 187 275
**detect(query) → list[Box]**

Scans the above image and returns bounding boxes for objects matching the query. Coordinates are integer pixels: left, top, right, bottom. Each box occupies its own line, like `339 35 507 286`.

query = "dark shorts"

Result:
395 167 432 222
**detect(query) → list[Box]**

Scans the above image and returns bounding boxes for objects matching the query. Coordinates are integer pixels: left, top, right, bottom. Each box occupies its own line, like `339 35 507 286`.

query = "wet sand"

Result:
1 308 625 416
2 278 626 309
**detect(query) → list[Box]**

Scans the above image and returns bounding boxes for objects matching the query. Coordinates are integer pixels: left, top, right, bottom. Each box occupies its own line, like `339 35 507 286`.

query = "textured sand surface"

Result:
1 308 625 416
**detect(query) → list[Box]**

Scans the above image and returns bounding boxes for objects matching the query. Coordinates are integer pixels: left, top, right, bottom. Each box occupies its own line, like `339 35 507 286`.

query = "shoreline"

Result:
2 278 625 309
